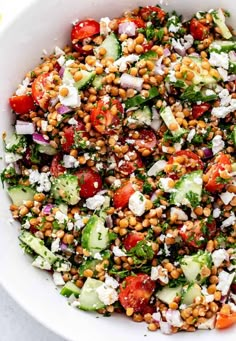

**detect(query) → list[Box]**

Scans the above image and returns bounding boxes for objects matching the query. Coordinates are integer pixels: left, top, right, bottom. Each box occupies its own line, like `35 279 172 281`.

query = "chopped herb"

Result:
186 191 200 208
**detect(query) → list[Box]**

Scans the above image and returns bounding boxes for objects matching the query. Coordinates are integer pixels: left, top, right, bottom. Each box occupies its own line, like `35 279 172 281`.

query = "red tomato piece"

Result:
50 155 66 177
166 150 204 177
134 129 157 151
118 17 145 28
9 95 36 114
91 99 123 134
116 151 143 175
75 168 102 198
32 72 53 110
142 41 153 52
140 6 166 21
205 153 232 193
119 274 155 313
71 19 100 44
113 182 135 209
123 232 145 251
192 103 211 119
215 312 236 329
189 18 209 40
61 122 88 152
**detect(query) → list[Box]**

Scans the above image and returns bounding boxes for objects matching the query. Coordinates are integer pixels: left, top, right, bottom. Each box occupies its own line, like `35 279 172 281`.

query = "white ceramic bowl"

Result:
0 1 235 340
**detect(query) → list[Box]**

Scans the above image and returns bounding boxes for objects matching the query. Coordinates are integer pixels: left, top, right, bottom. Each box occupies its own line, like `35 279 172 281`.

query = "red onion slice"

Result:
203 148 213 159
15 121 35 135
42 204 55 215
33 133 49 145
163 48 171 57
120 73 143 92
118 22 136 36
105 215 113 228
57 104 73 114
59 67 65 78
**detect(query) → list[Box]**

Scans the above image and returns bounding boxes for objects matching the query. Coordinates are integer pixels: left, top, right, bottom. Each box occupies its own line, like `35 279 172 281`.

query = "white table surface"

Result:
0 1 65 340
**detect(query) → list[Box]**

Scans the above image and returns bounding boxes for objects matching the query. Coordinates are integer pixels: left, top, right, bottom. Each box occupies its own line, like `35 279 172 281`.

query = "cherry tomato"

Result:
166 150 204 178
189 18 209 40
134 129 157 151
75 168 102 198
113 182 135 209
117 17 145 28
50 155 66 177
32 72 53 110
192 103 211 119
215 312 236 329
9 95 36 114
205 153 232 193
140 6 166 21
71 19 100 44
119 274 155 313
179 220 216 249
91 99 123 134
142 41 153 52
123 232 145 251
73 43 94 55
61 122 88 153
116 151 143 175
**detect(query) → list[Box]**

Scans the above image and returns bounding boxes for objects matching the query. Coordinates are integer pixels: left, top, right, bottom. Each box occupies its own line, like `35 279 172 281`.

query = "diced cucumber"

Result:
51 174 80 205
79 259 101 277
181 283 202 305
19 231 57 264
160 106 186 138
78 278 105 311
92 74 104 90
128 106 152 126
125 87 159 109
4 133 26 154
180 251 212 283
209 40 236 53
188 57 220 86
233 126 236 145
140 51 158 60
81 215 109 256
212 9 232 39
97 33 121 61
38 144 57 155
156 285 182 305
60 281 81 298
170 170 203 206
63 68 95 90
8 185 35 206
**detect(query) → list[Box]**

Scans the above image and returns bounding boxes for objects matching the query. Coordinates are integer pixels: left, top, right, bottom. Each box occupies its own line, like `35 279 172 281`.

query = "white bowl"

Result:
0 0 235 340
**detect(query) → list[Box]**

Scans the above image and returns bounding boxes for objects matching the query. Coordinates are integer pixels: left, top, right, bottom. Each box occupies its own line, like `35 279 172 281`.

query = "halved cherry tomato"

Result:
9 95 36 114
119 274 155 313
166 150 204 178
179 220 216 249
134 129 157 151
192 103 211 119
75 168 102 198
50 155 66 177
142 41 153 52
205 153 232 192
189 18 209 40
113 181 135 209
71 19 100 44
116 151 143 175
140 6 166 21
91 99 123 134
215 312 236 329
117 17 145 28
123 232 145 251
32 72 53 110
61 121 88 152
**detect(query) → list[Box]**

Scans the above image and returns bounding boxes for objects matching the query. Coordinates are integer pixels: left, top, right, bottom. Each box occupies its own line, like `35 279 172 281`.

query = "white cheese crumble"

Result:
212 135 225 155
221 212 236 228
187 128 196 143
53 272 65 286
198 315 216 330
212 249 229 267
209 52 229 70
213 207 221 218
166 309 183 327
51 237 60 253
170 207 188 221
54 46 65 56
86 194 105 210
55 210 68 224
93 252 103 260
29 170 51 192
5 152 22 163
15 77 30 96
159 320 172 335
74 213 85 230
219 191 235 205
58 85 81 108
128 191 147 216
159 177 174 193
217 271 235 295
63 155 79 168
100 17 111 36
105 274 119 289
151 265 169 284
113 54 139 72
112 246 127 257
112 179 121 189
147 160 167 177
57 55 66 66
32 256 51 270
68 117 78 125
201 286 214 303
96 284 118 305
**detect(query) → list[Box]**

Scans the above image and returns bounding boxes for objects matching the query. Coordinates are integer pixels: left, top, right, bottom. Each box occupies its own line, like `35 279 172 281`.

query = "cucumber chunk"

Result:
51 174 80 205
125 87 159 109
209 40 236 53
140 51 158 60
60 281 81 298
78 278 105 311
38 144 57 155
160 106 186 138
4 133 26 154
19 231 57 264
8 185 35 206
98 33 121 61
156 285 182 305
63 68 95 90
212 9 232 39
81 215 109 256
92 74 104 90
181 283 202 305
170 170 203 206
233 126 236 145
128 106 152 126
180 251 212 283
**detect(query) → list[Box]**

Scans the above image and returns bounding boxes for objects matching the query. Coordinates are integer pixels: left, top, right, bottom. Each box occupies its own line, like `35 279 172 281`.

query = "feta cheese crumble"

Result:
212 249 229 267
128 191 147 216
151 265 169 284
58 85 81 108
86 194 105 210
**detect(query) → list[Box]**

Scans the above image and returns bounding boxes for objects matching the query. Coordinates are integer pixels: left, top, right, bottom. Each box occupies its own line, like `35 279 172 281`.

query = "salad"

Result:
1 4 236 334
